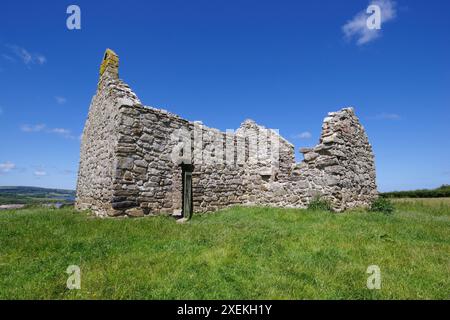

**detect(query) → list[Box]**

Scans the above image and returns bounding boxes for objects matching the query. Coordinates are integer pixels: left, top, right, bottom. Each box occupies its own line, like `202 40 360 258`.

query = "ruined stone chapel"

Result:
75 49 377 218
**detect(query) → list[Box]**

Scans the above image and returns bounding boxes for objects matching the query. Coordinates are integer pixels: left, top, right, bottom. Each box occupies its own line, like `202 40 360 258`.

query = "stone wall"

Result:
76 49 378 217
76 50 127 216
112 105 255 215
298 108 378 210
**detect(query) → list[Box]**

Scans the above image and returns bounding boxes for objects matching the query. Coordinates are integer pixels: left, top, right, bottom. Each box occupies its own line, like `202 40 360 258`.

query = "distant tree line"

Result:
381 185 450 198
0 186 75 205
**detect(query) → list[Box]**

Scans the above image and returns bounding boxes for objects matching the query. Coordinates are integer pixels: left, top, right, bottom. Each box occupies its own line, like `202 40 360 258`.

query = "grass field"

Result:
0 199 449 300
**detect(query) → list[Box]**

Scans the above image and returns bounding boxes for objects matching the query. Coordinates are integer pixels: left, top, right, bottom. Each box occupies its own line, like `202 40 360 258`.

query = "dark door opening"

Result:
181 164 194 220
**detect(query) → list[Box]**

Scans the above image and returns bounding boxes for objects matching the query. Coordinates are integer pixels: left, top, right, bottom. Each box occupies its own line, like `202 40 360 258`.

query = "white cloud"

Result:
35 55 47 65
5 44 46 66
50 128 71 135
21 123 46 132
293 131 312 139
1 54 15 62
371 112 401 120
21 124 79 138
342 0 397 45
61 169 76 175
50 128 75 139
21 124 79 139
0 161 16 174
34 170 47 177
55 96 67 105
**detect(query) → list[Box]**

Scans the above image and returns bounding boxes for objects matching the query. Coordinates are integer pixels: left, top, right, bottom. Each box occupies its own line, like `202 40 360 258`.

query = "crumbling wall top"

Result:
99 48 119 79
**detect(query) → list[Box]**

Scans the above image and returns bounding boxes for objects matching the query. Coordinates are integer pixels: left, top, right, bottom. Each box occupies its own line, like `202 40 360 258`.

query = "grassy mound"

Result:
0 200 449 299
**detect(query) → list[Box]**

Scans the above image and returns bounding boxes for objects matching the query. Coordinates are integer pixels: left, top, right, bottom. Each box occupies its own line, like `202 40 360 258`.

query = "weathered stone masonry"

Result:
76 49 378 217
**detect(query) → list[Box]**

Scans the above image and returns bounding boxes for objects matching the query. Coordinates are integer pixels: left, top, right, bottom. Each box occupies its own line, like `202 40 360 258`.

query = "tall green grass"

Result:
0 200 449 300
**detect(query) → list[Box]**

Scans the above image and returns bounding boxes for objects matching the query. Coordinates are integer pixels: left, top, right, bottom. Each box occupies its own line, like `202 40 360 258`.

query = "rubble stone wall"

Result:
75 58 123 216
111 104 260 215
76 49 378 217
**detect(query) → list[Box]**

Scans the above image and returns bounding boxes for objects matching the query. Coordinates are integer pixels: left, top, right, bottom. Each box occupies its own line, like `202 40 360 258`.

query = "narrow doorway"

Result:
181 164 194 220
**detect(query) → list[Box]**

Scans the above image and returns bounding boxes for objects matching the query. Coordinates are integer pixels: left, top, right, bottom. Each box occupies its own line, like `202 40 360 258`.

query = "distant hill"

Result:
381 185 450 199
0 186 76 205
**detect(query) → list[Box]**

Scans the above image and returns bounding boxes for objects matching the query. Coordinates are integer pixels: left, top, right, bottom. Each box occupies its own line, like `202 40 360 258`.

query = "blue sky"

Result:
0 0 449 191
